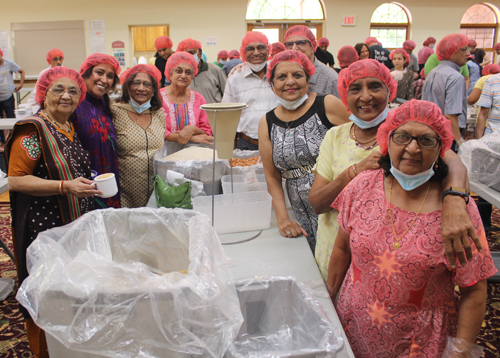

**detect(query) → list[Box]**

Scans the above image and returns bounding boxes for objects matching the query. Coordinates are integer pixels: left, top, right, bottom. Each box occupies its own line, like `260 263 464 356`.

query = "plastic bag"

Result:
226 276 344 358
17 208 243 358
441 336 483 358
458 131 500 192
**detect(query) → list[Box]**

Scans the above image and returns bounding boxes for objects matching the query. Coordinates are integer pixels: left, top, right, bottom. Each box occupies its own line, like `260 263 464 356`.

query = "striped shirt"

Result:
477 73 500 131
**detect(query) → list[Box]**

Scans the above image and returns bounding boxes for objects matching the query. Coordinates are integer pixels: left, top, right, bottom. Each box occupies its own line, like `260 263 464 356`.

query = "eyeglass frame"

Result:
284 40 312 50
130 80 153 89
390 131 441 148
245 44 268 53
48 86 81 98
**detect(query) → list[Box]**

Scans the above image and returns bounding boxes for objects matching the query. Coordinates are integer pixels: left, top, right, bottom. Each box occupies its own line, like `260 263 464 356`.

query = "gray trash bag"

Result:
458 131 500 192
226 276 344 358
17 207 243 358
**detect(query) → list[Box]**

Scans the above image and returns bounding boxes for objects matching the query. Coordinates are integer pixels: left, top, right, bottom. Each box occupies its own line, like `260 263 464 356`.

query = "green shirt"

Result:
213 61 223 69
424 54 469 77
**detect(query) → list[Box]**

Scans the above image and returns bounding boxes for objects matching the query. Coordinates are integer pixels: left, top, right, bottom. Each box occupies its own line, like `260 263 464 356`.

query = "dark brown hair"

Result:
81 66 120 119
117 72 163 112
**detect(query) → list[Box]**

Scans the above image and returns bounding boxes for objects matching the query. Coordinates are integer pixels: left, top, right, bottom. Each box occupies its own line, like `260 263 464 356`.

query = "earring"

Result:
434 162 439 170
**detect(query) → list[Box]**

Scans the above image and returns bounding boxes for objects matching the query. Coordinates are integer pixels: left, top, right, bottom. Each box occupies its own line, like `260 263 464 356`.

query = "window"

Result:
246 0 324 43
460 3 498 63
246 0 324 20
370 3 410 49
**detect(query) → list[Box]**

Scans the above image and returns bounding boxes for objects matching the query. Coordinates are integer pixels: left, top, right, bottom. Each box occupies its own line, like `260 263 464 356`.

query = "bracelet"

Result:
347 166 354 180
59 181 65 196
352 163 359 176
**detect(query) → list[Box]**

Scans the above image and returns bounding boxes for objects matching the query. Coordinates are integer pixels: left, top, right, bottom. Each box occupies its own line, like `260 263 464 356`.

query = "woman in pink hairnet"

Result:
418 36 436 72
310 59 480 282
6 66 101 358
258 50 349 251
160 52 213 146
390 48 414 101
71 53 122 209
112 64 166 207
327 99 496 358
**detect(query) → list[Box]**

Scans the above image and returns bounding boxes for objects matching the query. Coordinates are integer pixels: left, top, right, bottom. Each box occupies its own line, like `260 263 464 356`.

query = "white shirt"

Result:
222 63 277 139
25 66 51 112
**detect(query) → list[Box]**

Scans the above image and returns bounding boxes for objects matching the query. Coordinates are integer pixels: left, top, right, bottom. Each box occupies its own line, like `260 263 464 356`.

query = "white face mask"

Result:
193 53 200 64
276 93 309 110
248 60 267 72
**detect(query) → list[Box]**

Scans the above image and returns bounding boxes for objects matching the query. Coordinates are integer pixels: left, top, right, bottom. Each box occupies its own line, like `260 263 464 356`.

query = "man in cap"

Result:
222 50 243 76
315 37 335 68
213 50 229 69
177 38 226 103
403 40 419 79
422 34 470 150
284 26 339 98
221 31 276 150
365 36 394 69
149 36 173 87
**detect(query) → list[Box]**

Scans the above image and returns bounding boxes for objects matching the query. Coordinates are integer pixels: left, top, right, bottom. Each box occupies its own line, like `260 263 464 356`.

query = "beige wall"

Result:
1 0 498 71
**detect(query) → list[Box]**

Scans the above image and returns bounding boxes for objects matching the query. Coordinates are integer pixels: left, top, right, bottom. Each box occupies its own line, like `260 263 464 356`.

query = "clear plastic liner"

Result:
225 276 344 358
458 131 500 192
154 144 227 195
17 208 243 358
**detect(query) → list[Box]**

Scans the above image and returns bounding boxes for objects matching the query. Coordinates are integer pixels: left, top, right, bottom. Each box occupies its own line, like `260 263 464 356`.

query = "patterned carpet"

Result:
0 204 499 357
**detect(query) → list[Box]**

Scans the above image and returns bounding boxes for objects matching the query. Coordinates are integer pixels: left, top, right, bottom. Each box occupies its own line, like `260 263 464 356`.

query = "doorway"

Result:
130 25 169 65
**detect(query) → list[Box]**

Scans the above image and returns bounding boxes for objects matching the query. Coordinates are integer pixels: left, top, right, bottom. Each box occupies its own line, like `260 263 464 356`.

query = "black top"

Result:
472 48 486 68
369 45 394 69
155 54 168 88
315 48 335 66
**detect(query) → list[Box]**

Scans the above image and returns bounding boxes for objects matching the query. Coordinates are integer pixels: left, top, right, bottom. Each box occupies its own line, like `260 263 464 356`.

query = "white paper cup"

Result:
94 173 118 198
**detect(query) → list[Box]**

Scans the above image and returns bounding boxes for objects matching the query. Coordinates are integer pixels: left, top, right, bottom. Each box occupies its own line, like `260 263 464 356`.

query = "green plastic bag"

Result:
154 175 192 209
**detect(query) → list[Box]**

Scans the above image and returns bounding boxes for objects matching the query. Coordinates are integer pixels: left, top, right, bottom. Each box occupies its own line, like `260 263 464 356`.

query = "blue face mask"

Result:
220 60 227 65
130 98 151 114
349 107 389 129
193 53 200 64
390 159 436 191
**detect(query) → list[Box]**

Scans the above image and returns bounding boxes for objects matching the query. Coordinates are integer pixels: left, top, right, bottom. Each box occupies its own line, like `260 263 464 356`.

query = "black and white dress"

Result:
266 95 333 251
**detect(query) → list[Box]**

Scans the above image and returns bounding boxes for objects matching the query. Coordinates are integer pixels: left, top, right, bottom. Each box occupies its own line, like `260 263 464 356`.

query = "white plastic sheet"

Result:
226 276 344 358
458 131 500 192
17 208 243 358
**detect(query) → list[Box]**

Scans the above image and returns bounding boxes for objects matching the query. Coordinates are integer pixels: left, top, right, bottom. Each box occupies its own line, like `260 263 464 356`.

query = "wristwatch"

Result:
442 187 469 204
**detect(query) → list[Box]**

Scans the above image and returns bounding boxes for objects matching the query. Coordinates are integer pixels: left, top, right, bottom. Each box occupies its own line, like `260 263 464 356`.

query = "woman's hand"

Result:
64 177 102 198
176 126 198 144
278 219 308 238
190 134 214 145
356 150 382 173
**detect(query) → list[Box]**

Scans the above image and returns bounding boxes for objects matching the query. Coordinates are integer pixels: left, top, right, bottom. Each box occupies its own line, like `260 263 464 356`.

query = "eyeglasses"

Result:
49 87 81 97
284 40 311 50
173 68 194 77
245 44 267 53
130 80 153 89
391 132 441 148
458 47 470 53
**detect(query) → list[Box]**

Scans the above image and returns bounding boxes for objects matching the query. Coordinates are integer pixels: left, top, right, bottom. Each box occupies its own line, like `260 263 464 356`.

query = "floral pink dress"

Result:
332 169 497 358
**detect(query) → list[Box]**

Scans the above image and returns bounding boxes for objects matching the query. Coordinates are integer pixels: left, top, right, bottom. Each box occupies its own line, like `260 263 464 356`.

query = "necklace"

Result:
40 111 71 133
351 124 378 150
388 177 430 249
285 119 296 137
129 111 147 124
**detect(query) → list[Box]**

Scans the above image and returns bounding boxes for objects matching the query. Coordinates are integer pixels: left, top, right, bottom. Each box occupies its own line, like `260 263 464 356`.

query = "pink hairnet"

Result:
418 46 434 64
0 49 3 57
337 46 359 69
483 64 500 75
217 50 229 59
229 50 240 59
419 68 426 80
284 25 317 51
154 36 173 50
365 37 378 45
318 38 329 46
468 39 477 48
270 42 286 56
377 99 453 158
240 31 270 62
46 48 64 65
403 40 416 50
164 52 199 81
436 34 468 61
337 59 398 109
389 48 410 66
423 37 436 46
35 66 86 107
494 43 500 50
176 38 202 52
120 64 162 86
79 53 121 76
267 50 316 82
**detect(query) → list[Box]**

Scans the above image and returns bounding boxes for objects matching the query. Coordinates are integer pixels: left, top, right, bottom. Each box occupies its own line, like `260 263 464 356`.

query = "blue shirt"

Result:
467 60 481 96
0 59 21 101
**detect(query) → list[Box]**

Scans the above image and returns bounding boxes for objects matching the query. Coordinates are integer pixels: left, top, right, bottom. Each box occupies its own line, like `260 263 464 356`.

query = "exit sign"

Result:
342 16 356 26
